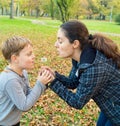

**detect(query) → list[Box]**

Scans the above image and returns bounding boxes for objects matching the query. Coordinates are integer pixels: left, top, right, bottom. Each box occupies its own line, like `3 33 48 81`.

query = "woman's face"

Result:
55 28 75 58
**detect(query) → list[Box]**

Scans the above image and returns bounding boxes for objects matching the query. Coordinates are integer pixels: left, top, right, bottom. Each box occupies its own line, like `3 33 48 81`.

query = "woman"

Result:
44 20 120 126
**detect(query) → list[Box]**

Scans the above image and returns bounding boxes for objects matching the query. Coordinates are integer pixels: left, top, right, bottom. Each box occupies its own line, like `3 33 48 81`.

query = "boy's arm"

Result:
5 79 46 111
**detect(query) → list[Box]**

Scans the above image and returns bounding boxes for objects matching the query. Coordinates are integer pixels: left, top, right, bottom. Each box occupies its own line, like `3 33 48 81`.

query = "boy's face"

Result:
16 44 35 70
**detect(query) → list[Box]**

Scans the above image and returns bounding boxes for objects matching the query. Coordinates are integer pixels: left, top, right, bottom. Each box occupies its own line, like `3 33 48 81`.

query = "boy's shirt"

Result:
0 67 46 125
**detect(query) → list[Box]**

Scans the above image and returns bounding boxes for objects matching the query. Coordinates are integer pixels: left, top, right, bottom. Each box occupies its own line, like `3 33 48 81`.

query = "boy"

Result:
0 36 53 126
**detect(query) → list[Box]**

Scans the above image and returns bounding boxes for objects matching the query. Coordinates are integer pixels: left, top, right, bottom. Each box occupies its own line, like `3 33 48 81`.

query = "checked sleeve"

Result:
49 63 108 109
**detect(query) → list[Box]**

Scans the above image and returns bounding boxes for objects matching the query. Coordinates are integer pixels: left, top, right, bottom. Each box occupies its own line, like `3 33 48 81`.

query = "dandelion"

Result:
40 57 47 62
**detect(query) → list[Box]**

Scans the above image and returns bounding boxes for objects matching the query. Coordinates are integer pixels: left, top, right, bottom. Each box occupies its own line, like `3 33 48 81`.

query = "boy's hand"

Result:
38 69 55 85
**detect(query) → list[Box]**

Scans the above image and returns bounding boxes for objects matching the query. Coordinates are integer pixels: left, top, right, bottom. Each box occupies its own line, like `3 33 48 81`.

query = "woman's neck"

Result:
72 50 81 62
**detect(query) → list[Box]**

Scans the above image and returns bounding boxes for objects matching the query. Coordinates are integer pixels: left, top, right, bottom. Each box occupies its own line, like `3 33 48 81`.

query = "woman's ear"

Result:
73 40 80 49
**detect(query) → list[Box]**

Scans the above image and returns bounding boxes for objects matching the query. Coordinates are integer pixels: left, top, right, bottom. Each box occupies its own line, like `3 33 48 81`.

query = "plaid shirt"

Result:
49 50 120 126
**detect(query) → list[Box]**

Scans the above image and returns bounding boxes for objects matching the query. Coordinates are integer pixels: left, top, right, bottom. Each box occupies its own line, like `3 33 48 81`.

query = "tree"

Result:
50 0 54 19
0 0 10 15
10 0 14 19
55 0 74 23
115 14 120 24
0 0 120 22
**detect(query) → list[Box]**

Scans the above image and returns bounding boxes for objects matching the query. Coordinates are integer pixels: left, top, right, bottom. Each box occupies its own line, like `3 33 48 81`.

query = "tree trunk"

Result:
10 0 14 19
50 0 54 20
56 1 65 23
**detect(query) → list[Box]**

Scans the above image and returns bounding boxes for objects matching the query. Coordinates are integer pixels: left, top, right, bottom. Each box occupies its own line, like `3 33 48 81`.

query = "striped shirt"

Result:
0 68 46 126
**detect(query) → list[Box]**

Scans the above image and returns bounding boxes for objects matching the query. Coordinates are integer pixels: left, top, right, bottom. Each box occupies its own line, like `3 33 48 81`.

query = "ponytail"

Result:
59 20 120 68
89 34 120 68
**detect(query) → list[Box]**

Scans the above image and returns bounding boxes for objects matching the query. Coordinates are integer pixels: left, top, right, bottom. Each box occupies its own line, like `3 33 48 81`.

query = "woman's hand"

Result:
37 69 55 85
41 66 55 77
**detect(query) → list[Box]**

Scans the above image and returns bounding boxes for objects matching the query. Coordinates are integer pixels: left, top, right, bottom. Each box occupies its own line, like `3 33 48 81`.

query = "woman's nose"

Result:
32 54 35 59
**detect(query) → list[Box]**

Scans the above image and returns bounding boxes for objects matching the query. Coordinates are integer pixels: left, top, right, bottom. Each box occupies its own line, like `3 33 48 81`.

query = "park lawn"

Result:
0 16 120 126
82 19 120 34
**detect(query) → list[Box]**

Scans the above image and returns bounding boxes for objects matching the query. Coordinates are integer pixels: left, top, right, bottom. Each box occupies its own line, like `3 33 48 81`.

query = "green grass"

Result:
0 16 61 43
0 16 120 38
82 20 120 34
0 16 120 126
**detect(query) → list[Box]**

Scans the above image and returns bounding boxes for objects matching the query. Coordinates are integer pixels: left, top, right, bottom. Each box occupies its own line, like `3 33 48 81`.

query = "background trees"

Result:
10 0 14 18
0 0 120 23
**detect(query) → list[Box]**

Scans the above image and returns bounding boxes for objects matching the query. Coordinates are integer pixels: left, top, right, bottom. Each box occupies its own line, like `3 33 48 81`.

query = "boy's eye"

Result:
59 41 62 44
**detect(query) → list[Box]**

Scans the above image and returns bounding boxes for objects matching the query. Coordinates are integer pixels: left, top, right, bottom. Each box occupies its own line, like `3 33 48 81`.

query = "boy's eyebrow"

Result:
57 37 61 40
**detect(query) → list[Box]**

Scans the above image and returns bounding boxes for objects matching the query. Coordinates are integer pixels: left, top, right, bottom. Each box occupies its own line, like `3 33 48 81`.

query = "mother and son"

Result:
0 20 120 126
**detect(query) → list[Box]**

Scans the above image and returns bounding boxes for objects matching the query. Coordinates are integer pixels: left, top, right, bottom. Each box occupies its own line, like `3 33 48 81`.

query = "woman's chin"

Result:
59 55 68 59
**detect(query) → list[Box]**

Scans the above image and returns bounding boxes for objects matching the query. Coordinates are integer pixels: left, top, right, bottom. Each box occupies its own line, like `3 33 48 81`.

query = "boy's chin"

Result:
26 66 34 70
30 66 34 69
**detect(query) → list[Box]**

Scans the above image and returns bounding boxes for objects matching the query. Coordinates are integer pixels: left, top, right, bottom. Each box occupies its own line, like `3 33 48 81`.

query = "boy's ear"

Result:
11 54 18 63
73 40 80 49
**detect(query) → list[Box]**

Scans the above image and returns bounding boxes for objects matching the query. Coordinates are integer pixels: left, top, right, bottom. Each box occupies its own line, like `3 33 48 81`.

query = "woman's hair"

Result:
60 20 89 49
1 36 32 62
60 20 120 68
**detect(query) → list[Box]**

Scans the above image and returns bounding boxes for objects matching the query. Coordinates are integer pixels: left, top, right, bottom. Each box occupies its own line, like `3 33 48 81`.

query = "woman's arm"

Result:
55 68 79 89
42 60 79 89
49 64 107 109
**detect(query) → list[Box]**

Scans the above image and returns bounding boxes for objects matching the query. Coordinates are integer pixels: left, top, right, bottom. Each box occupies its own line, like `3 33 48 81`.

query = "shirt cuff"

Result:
36 80 47 90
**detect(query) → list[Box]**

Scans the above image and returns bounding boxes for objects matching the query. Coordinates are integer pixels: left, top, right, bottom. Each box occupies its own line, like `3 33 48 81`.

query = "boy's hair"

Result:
1 36 32 62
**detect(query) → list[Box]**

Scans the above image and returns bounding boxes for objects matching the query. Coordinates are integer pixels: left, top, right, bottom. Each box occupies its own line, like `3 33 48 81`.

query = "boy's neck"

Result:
8 64 23 76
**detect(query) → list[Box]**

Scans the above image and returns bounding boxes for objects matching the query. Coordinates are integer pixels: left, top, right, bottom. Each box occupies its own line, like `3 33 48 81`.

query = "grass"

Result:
0 16 120 126
82 20 120 34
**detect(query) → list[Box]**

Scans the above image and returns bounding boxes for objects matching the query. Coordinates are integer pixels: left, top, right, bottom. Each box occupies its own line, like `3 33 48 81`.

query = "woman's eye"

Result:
27 52 32 56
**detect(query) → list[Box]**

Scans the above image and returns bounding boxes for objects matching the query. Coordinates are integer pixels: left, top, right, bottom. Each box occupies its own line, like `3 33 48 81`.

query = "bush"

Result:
115 14 120 24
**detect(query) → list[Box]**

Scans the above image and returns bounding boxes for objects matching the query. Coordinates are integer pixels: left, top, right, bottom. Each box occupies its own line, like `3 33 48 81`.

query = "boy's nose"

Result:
54 41 58 47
